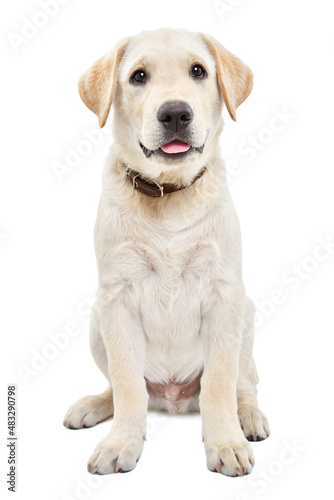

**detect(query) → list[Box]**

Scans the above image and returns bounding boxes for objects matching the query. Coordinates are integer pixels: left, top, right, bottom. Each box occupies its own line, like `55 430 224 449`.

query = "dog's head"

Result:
78 29 252 180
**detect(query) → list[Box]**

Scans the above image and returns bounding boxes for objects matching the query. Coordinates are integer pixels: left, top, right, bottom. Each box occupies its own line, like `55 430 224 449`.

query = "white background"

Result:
1 0 334 498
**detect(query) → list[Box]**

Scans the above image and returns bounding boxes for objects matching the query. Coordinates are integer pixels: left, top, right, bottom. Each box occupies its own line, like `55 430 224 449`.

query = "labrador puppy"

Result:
63 28 269 477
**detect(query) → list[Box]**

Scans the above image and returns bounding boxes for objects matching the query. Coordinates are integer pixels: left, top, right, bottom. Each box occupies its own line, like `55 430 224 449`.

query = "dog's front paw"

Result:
205 439 255 477
88 432 145 475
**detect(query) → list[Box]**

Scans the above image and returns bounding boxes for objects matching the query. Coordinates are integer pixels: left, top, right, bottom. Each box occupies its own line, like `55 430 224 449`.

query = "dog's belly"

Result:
141 275 204 414
141 277 204 384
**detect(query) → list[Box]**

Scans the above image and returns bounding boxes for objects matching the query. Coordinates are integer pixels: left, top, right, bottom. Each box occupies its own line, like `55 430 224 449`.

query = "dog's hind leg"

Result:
63 305 114 429
237 297 270 442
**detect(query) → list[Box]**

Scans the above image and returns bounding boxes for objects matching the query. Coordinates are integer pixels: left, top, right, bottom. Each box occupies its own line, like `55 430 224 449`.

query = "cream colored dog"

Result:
63 28 269 477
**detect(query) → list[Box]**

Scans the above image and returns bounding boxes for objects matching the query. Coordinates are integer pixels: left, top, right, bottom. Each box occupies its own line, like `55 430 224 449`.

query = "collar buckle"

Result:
152 180 164 197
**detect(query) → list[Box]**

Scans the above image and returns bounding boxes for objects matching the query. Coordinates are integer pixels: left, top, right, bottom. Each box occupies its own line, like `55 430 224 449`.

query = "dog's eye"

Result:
191 64 206 78
131 69 147 84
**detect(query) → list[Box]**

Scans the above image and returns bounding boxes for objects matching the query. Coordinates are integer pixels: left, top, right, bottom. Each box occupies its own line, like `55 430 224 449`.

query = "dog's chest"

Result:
139 240 204 317
108 233 218 311
136 239 209 381
134 235 217 297
100 210 223 383
117 235 219 377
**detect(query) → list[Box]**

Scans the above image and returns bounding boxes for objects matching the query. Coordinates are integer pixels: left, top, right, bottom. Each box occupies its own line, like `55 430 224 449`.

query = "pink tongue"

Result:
161 140 190 154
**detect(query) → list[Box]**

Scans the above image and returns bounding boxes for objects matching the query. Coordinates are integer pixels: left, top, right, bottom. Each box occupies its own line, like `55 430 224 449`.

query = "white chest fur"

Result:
97 212 222 384
136 238 213 384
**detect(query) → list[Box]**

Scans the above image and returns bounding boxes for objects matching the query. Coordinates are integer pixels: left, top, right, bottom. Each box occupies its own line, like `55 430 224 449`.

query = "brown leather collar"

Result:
124 164 206 198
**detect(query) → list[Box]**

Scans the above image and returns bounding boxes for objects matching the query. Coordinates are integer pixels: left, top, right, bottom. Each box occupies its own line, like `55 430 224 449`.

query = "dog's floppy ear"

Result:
200 33 253 121
78 37 131 128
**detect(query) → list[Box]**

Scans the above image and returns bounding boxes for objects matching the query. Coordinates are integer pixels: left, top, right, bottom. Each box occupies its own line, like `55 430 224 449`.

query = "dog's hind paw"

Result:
238 404 270 442
63 389 114 430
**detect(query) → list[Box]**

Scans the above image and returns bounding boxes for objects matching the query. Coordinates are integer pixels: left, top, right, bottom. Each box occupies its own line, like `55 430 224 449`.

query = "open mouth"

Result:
160 140 191 154
140 140 205 159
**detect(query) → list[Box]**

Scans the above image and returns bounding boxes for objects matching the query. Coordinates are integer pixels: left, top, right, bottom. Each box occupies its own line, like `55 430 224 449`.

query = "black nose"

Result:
157 101 194 132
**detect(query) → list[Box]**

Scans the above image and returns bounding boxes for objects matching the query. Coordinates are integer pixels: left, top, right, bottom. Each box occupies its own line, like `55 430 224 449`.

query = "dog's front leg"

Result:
88 289 148 475
200 285 255 477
